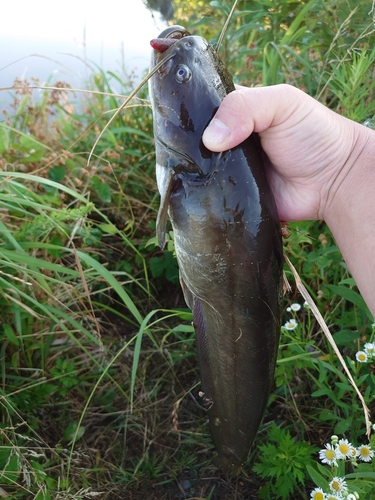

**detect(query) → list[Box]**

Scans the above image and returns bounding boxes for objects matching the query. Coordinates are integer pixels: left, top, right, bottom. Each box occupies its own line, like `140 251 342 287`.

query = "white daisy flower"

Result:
364 342 375 356
355 350 368 362
290 302 302 312
335 438 352 459
319 443 338 466
357 444 374 462
325 495 342 500
329 476 348 494
310 487 325 500
347 495 357 500
284 318 298 331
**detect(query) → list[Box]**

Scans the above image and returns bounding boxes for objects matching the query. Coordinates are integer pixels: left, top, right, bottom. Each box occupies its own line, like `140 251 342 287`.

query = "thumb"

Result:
202 84 302 152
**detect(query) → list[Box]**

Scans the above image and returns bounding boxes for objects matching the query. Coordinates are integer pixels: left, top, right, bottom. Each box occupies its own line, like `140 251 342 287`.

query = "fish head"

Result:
149 25 236 247
149 25 234 166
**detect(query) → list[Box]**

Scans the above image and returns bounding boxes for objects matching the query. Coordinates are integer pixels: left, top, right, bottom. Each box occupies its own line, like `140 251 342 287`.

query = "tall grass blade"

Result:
216 0 240 54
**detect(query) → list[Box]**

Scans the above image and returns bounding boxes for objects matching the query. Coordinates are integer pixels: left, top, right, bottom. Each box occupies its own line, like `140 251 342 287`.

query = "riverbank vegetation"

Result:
1 1 375 498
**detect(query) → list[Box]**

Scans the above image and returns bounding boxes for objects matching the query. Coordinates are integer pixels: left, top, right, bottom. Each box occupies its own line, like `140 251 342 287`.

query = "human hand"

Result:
202 84 366 223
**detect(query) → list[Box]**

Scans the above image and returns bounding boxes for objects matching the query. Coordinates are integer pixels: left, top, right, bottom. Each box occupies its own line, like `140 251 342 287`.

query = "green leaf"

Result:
78 227 102 246
35 492 51 500
281 0 318 45
91 175 111 203
145 235 158 248
49 165 66 183
346 471 375 480
2 323 19 346
0 172 88 203
316 462 332 478
334 417 352 434
63 421 86 442
0 247 80 278
318 409 338 421
149 251 179 284
19 134 46 162
173 324 195 333
149 256 165 278
325 284 372 320
111 125 152 140
30 460 47 482
311 388 332 398
0 449 20 484
97 223 117 235
130 308 164 409
356 373 370 385
339 278 357 286
306 465 328 490
0 125 10 153
48 235 64 258
164 252 179 283
75 250 143 325
333 329 360 347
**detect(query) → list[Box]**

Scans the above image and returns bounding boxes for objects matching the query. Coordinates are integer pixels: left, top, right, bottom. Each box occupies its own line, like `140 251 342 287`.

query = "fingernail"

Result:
203 118 230 147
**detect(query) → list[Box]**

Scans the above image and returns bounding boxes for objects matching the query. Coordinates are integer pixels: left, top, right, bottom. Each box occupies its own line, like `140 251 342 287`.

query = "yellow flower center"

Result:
359 446 370 457
338 443 349 454
358 353 366 361
325 449 336 460
331 480 340 491
313 492 324 500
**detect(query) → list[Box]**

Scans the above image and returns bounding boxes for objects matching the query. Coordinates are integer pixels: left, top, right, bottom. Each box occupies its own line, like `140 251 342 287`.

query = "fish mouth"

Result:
149 26 192 77
150 25 191 53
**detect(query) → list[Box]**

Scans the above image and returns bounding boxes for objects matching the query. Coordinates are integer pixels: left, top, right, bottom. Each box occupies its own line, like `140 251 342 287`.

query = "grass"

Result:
1 0 375 498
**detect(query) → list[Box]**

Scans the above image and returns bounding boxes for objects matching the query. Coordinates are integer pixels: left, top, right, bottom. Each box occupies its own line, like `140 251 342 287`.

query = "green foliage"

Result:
329 46 375 122
0 446 20 484
175 0 375 118
149 251 179 284
253 423 318 499
1 0 375 497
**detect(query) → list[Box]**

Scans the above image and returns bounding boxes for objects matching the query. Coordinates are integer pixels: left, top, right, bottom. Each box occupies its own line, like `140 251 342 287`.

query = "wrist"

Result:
324 123 375 316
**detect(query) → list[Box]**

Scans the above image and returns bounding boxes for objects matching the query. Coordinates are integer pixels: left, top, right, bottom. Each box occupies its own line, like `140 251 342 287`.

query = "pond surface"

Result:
0 0 168 102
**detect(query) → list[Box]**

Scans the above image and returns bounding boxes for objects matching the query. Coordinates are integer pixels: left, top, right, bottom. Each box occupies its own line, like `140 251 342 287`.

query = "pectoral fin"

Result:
156 164 173 249
180 275 195 310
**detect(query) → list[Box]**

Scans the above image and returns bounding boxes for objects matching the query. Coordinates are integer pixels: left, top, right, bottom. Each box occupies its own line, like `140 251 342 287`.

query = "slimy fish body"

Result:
149 26 283 472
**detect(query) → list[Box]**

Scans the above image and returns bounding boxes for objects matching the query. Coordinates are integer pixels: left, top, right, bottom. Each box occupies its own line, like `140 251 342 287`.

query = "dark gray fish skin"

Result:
149 26 283 472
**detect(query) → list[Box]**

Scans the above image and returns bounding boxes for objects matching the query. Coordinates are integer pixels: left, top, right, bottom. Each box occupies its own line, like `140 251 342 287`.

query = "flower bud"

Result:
331 435 339 445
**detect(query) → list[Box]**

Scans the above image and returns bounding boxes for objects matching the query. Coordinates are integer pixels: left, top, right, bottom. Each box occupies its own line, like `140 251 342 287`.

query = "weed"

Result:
253 423 318 499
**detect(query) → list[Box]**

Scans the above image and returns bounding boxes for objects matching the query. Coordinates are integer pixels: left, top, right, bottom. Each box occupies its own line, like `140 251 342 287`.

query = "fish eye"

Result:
175 64 191 83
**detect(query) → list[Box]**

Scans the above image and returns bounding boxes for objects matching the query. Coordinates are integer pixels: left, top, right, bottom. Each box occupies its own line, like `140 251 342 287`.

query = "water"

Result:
0 0 168 106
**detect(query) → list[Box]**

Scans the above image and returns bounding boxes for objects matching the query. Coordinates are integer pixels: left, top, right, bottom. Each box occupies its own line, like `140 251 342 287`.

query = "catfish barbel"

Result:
149 25 283 472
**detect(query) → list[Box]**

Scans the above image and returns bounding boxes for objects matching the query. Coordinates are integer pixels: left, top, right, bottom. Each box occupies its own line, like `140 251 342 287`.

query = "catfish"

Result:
149 25 283 472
